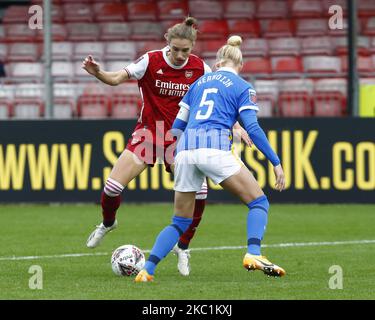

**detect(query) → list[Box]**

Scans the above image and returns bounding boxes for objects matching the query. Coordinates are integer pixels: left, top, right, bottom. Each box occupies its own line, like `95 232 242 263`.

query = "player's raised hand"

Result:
273 164 285 192
82 55 100 76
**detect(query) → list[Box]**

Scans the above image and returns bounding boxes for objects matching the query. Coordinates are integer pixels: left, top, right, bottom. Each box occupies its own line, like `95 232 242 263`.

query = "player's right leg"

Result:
86 150 147 248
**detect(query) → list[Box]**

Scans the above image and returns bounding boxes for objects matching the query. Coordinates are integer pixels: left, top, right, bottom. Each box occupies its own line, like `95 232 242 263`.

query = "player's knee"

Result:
247 195 269 212
103 177 124 197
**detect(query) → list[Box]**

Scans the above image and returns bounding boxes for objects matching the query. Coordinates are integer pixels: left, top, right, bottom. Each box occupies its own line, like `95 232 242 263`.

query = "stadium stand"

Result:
1 0 375 119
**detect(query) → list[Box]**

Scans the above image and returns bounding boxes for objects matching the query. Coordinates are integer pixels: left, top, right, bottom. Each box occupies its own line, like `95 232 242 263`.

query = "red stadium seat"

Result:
2 6 30 24
278 79 314 117
0 100 12 119
369 37 375 54
127 1 158 21
12 100 44 119
333 36 370 56
228 20 260 38
93 3 127 22
99 23 131 41
256 0 288 19
303 56 342 74
224 0 256 19
313 78 347 116
130 22 164 41
36 24 67 42
136 41 166 57
52 61 74 81
8 63 43 82
53 83 78 118
269 38 301 56
106 61 131 72
110 82 141 119
0 85 14 119
77 83 110 119
66 23 99 42
158 1 188 20
63 4 94 23
254 80 279 117
198 20 229 40
201 40 225 58
279 92 311 117
242 58 272 77
296 19 328 37
262 20 295 38
105 41 137 61
301 37 333 56
73 42 105 61
241 38 269 57
291 0 323 18
358 0 375 17
188 0 224 19
0 44 8 62
7 43 40 62
363 17 375 36
13 84 44 119
5 24 37 43
0 26 5 43
271 56 303 75
313 92 346 116
341 55 374 74
51 42 73 61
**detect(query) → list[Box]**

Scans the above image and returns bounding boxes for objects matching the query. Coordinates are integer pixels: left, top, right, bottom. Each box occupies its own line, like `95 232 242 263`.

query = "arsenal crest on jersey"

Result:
185 70 193 78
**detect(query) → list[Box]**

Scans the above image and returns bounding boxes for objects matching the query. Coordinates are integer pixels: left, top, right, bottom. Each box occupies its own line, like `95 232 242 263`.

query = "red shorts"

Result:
126 123 176 173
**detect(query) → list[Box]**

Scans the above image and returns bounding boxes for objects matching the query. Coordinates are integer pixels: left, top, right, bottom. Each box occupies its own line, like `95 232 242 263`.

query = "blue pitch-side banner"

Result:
0 118 374 203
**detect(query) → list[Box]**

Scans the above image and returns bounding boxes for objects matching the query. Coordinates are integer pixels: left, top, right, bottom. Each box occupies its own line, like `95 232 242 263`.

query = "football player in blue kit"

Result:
135 35 286 282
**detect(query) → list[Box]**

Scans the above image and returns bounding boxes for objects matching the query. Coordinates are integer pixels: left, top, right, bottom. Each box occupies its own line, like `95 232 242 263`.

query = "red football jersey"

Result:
125 47 211 133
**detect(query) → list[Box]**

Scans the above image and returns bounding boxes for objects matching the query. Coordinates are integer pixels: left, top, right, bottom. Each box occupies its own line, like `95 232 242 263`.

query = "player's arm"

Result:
240 109 285 191
171 101 190 137
82 55 130 86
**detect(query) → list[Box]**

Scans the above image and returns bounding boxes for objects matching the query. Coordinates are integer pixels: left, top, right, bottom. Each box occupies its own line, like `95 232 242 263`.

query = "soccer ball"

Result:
111 244 145 276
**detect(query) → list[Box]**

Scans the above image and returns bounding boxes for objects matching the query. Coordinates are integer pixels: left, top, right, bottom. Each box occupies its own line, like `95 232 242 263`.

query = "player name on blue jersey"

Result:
176 67 259 153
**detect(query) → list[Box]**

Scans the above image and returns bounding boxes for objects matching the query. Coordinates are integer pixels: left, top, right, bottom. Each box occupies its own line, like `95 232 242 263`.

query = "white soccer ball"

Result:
111 244 145 276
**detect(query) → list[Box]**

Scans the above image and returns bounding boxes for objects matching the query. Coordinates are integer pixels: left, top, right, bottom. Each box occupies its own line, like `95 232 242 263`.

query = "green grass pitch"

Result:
0 203 374 300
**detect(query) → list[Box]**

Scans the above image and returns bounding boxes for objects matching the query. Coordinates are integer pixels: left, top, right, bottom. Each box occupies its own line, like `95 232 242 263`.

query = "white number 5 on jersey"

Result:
195 88 218 120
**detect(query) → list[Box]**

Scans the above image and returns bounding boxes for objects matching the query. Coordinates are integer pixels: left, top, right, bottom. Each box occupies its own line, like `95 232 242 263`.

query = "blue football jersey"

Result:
177 67 258 152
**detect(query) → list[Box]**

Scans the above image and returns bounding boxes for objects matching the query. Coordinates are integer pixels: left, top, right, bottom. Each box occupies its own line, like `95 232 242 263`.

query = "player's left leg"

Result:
172 179 207 275
220 166 286 277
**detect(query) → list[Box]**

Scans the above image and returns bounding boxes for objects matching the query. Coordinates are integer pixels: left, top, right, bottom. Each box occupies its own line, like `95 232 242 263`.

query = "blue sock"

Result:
247 195 269 255
144 215 193 275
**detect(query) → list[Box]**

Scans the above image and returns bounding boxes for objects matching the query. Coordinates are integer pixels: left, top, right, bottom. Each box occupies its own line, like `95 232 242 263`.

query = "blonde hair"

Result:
216 35 243 66
165 17 198 43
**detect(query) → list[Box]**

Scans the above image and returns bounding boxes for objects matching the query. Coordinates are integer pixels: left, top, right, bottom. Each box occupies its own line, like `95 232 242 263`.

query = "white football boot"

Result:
86 220 118 248
172 244 191 276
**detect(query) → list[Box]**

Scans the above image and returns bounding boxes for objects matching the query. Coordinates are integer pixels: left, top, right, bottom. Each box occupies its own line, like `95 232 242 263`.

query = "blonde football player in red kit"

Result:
82 17 251 276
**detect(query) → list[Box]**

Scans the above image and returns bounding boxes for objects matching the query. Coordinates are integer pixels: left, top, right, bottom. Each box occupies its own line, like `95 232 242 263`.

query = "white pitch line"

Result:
1 239 374 262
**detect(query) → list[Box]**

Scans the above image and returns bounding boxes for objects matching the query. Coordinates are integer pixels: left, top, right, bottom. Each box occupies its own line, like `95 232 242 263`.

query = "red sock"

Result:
101 192 121 227
178 199 206 249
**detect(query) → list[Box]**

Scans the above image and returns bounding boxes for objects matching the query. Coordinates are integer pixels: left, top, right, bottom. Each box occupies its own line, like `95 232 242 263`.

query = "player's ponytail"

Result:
165 17 198 43
216 35 243 67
